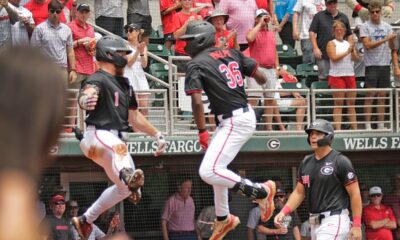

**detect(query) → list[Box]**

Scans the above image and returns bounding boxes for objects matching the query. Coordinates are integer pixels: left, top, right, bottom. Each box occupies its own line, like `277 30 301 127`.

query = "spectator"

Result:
363 186 397 240
161 178 198 240
384 174 400 240
392 27 400 88
67 200 108 240
326 20 358 130
68 3 95 87
9 0 35 46
360 0 396 130
219 0 258 51
173 0 202 58
0 47 66 240
292 0 325 64
24 0 68 26
124 23 150 117
197 205 216 240
257 188 301 239
0 0 19 48
31 0 77 132
300 220 311 240
246 9 295 131
275 80 307 131
194 0 214 19
207 9 239 50
159 0 181 50
41 194 75 240
127 0 152 44
353 24 366 82
274 0 296 48
94 0 123 37
309 0 352 82
246 205 265 240
360 183 370 207
106 211 126 236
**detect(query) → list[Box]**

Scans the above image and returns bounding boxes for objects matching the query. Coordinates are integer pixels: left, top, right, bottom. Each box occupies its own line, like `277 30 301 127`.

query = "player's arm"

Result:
128 110 166 156
78 84 99 110
345 181 363 239
191 92 207 131
274 182 305 227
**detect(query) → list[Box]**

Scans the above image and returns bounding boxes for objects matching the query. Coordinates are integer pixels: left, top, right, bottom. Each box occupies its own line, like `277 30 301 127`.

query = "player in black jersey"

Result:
71 36 166 240
181 20 276 240
274 119 362 240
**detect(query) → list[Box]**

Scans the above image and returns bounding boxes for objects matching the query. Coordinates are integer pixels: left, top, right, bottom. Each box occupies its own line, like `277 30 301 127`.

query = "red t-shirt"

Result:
255 0 272 14
68 19 95 75
215 30 235 49
249 29 276 68
160 0 177 35
363 204 396 240
25 0 67 26
173 12 201 54
193 0 214 19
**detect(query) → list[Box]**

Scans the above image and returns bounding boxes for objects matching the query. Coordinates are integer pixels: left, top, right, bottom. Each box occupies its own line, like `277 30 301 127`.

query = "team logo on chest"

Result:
320 166 334 175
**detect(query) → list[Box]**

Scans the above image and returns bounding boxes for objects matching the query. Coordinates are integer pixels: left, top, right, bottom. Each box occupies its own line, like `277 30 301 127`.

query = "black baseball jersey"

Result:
185 47 257 115
297 149 358 213
82 69 138 131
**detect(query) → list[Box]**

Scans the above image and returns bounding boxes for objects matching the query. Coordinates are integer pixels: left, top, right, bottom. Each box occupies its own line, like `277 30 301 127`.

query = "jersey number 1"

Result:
219 62 243 89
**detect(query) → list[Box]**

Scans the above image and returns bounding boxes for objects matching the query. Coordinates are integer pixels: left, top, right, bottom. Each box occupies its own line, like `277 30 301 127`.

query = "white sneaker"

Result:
365 123 372 130
377 123 387 130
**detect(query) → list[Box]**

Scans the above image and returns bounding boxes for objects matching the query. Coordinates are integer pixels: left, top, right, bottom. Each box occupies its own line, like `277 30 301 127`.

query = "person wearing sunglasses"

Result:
362 186 397 240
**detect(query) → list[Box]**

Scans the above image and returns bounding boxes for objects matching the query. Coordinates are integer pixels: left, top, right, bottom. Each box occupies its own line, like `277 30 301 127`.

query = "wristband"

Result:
282 205 291 215
353 216 361 227
354 4 363 13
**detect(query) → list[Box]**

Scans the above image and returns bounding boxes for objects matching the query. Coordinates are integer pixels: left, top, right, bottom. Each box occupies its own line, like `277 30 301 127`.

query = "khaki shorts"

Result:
246 67 277 98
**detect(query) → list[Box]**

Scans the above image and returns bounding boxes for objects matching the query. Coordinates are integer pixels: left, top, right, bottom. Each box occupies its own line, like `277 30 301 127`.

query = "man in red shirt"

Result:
24 0 69 25
159 0 181 50
363 186 397 240
68 3 95 87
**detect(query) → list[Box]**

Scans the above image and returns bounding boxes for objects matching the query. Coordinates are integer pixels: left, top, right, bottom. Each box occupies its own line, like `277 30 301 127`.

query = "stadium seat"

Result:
147 43 173 59
296 63 319 87
149 25 164 45
276 44 297 57
149 63 169 83
311 81 333 118
281 64 296 76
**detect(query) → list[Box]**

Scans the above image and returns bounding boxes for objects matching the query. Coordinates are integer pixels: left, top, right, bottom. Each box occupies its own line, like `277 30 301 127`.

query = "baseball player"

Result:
274 119 363 240
180 20 276 240
71 36 166 240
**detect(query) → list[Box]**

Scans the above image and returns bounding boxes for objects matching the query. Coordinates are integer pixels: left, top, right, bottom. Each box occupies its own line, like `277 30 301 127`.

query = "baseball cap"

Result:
51 194 65 204
77 3 90 12
124 23 144 34
255 9 270 18
369 186 382 195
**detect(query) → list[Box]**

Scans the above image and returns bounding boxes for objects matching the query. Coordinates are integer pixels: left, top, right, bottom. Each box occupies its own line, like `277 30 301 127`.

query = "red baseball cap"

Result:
51 194 65 204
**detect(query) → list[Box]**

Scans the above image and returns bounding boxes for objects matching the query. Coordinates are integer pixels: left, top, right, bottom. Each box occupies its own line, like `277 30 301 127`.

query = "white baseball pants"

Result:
311 212 350 240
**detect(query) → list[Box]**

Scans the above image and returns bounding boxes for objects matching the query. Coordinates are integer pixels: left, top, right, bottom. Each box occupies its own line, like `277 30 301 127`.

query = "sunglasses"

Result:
274 195 286 199
370 194 382 198
49 9 62 14
370 10 380 14
125 28 139 34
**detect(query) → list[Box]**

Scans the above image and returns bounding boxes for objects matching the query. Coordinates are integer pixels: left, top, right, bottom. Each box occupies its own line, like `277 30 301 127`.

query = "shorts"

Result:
328 76 356 89
301 38 314 64
127 13 152 37
277 98 293 111
316 59 330 81
365 66 391 88
247 67 277 98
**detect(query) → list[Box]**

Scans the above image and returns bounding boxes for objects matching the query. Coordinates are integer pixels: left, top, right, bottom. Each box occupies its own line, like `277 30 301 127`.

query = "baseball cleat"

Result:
257 180 276 222
120 168 145 192
71 215 92 240
209 214 240 240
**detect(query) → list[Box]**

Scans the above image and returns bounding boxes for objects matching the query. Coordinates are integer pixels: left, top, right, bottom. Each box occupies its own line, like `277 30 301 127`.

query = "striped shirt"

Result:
0 6 12 47
162 194 196 232
11 5 34 46
31 20 73 68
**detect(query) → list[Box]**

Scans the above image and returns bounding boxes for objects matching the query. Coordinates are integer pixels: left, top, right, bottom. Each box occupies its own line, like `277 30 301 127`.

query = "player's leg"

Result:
315 214 350 240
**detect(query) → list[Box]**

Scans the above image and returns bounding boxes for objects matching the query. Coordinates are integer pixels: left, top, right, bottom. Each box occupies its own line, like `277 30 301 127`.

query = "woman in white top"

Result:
124 23 150 117
326 20 358 130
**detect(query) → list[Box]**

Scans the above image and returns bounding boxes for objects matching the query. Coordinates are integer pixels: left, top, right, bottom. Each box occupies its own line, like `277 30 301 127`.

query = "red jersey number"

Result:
219 62 243 89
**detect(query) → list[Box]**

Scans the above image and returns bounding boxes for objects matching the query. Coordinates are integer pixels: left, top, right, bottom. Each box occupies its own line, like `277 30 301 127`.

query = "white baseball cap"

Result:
369 186 382 195
255 9 270 18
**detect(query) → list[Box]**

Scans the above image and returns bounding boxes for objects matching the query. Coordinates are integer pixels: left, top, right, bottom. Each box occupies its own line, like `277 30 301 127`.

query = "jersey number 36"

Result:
219 61 243 89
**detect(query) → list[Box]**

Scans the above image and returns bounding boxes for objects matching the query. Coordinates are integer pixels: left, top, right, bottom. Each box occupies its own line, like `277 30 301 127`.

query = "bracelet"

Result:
354 4 363 13
353 216 361 228
282 205 291 215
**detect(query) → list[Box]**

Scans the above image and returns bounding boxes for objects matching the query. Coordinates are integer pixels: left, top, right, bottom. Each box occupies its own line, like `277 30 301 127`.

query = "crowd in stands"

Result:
1 0 400 132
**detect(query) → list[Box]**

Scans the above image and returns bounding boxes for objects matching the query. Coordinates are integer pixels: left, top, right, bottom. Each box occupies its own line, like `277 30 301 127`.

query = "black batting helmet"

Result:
305 119 334 147
96 36 132 68
179 20 216 57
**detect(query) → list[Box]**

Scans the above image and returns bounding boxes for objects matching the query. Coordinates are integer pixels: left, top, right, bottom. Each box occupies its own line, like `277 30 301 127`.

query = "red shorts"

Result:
328 75 356 89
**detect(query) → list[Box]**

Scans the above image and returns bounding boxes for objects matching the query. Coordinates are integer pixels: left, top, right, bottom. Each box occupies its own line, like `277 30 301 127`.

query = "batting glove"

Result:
154 132 166 156
198 130 209 150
